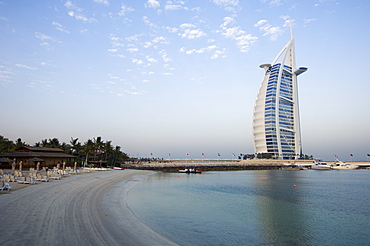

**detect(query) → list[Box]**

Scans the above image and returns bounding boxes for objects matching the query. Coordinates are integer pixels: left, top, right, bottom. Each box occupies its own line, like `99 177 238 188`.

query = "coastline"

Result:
0 170 178 246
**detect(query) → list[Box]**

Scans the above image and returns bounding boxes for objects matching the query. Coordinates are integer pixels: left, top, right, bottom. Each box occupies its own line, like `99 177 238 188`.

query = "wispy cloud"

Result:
303 18 317 24
179 23 206 39
15 64 37 70
145 0 160 8
159 50 172 62
118 4 135 16
35 32 59 50
35 32 53 41
0 65 13 86
165 0 188 11
93 0 109 6
254 20 284 40
65 1 97 22
52 22 70 33
211 0 240 12
132 58 144 65
259 0 282 7
179 45 225 59
142 16 159 29
219 16 258 52
68 11 97 22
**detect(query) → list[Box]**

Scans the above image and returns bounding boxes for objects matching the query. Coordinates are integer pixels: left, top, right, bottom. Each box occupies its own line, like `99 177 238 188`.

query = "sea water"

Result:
126 170 370 245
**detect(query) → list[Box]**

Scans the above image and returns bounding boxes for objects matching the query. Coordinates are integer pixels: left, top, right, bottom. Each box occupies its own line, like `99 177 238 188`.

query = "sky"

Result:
0 0 369 161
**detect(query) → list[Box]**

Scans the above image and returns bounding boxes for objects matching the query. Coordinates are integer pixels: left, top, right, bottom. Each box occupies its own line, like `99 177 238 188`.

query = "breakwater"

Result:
123 159 315 172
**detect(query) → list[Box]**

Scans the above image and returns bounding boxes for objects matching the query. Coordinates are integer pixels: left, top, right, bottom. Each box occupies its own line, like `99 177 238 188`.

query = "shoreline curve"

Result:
0 170 178 246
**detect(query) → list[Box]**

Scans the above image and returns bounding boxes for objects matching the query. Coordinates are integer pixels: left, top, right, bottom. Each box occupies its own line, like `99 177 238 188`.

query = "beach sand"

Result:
0 170 178 246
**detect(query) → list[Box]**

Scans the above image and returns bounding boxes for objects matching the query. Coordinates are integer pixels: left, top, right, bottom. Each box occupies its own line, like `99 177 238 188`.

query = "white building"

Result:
252 22 307 159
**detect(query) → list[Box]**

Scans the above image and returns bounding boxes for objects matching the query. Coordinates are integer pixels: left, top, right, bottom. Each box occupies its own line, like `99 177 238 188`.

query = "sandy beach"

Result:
0 170 178 246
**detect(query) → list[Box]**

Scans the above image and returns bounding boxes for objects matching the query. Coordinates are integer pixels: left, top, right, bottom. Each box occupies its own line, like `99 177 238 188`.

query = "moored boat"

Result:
311 161 331 170
112 167 125 170
331 161 358 170
179 168 202 173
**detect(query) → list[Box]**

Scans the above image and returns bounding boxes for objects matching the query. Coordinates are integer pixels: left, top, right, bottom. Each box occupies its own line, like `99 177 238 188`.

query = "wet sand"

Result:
0 170 178 246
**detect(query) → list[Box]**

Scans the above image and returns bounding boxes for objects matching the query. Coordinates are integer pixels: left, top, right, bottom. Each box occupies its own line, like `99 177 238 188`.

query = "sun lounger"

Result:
24 177 36 185
0 182 12 191
50 172 62 180
16 176 26 184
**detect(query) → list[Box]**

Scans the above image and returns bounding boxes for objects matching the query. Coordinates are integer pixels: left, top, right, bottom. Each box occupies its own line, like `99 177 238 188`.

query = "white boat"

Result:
332 161 358 170
311 161 331 170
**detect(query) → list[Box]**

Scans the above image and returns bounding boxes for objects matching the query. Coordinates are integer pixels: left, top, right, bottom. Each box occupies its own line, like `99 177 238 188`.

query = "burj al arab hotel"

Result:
252 22 307 159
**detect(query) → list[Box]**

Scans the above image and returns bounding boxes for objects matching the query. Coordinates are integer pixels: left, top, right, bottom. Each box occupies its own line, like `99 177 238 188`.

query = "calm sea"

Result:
126 170 370 246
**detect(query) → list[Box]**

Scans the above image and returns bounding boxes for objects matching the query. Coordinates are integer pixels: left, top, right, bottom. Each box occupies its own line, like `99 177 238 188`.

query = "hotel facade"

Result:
252 23 307 159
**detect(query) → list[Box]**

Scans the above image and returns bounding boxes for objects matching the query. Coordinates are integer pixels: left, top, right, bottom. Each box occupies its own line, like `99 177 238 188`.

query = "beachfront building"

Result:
252 22 307 159
0 146 75 169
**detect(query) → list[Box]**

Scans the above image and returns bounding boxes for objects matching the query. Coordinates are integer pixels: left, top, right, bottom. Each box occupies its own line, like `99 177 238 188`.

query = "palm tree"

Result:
0 136 15 154
70 137 82 156
93 136 104 161
82 139 94 166
48 138 61 148
41 139 48 147
14 138 25 148
103 141 113 165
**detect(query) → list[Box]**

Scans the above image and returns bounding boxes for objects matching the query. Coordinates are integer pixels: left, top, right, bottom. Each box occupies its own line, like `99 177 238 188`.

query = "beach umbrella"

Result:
0 157 12 163
19 161 22 172
36 162 40 172
12 160 16 174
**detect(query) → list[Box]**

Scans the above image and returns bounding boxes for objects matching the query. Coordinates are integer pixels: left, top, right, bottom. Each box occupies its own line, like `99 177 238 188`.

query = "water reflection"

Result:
255 170 312 245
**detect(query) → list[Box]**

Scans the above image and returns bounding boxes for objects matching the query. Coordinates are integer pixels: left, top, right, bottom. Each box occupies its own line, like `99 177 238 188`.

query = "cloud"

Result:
180 45 226 59
15 64 37 70
179 26 206 39
180 23 196 29
68 11 97 22
35 32 53 41
254 19 284 40
64 1 82 11
145 0 160 8
93 0 109 5
211 0 240 12
159 50 172 62
146 56 158 63
0 65 13 85
165 26 178 33
52 22 70 33
118 4 135 16
35 32 59 50
127 47 139 53
219 16 258 52
269 0 282 6
164 1 188 11
165 5 182 10
142 16 158 29
132 58 144 65
303 18 317 24
64 1 97 22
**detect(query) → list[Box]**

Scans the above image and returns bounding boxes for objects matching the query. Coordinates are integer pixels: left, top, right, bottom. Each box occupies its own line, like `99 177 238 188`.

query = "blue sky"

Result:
1 0 369 161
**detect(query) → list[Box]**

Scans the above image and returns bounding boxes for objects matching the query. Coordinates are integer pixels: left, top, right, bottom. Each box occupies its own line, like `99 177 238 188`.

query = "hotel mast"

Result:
252 21 307 159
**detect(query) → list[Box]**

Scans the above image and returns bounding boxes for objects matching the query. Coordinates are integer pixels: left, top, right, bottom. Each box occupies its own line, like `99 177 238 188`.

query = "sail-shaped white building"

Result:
252 22 307 159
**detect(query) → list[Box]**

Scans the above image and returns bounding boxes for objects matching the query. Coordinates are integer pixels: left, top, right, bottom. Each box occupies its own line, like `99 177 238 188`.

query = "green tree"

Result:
70 137 82 157
82 139 94 166
0 135 15 154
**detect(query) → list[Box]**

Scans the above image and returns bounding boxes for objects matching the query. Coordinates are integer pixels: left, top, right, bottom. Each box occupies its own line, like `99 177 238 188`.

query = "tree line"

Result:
0 135 129 167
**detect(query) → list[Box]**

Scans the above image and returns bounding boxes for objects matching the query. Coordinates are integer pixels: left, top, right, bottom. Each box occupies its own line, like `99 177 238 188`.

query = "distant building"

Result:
252 21 307 159
0 146 75 169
